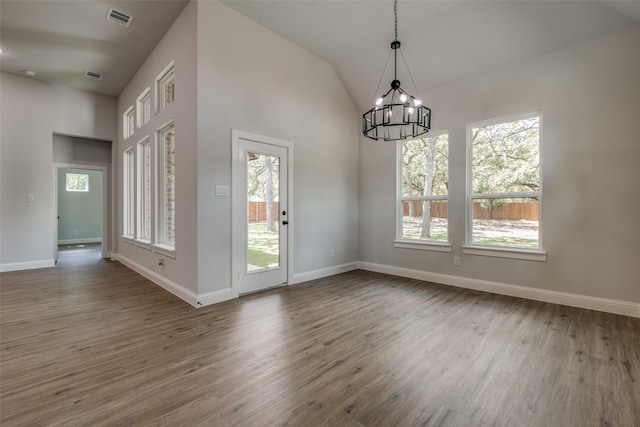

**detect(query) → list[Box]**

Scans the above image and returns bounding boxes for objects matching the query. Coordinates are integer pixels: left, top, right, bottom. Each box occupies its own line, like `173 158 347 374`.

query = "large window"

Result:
137 137 152 243
157 122 175 248
397 132 449 245
467 112 541 252
123 148 135 238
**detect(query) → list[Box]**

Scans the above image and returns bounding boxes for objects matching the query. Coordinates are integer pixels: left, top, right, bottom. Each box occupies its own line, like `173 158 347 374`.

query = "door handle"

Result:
282 221 289 225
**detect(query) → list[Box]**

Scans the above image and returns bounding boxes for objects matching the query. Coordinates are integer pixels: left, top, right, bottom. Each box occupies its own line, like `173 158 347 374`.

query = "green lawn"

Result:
247 221 280 268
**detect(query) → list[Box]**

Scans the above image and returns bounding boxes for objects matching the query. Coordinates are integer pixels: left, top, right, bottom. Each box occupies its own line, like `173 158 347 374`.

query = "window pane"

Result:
402 134 448 197
471 198 539 248
124 149 135 236
66 173 89 192
401 200 448 242
163 127 175 245
472 116 539 194
247 153 280 270
143 142 151 240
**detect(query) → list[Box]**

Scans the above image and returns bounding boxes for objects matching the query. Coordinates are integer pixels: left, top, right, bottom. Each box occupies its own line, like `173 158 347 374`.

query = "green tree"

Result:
402 134 448 238
247 153 279 231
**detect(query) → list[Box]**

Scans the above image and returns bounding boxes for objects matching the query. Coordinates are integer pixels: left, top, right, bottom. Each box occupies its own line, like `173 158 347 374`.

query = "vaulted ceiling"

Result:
2 0 639 110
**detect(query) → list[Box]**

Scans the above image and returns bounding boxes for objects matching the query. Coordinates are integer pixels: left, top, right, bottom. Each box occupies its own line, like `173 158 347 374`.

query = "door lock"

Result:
282 221 289 225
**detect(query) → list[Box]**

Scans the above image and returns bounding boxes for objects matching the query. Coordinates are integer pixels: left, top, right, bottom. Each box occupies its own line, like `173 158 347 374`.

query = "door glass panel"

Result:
247 152 280 272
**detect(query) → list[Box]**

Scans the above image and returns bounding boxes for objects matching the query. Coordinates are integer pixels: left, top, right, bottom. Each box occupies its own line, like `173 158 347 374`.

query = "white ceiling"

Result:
1 0 639 108
0 0 189 96
222 0 640 111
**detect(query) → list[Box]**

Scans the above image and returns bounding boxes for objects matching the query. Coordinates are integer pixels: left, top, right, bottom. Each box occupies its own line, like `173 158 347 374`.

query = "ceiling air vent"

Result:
84 71 103 80
106 7 133 28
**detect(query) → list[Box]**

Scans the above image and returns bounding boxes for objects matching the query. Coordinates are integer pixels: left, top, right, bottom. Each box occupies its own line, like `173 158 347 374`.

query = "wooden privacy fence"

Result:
248 201 280 222
403 201 539 221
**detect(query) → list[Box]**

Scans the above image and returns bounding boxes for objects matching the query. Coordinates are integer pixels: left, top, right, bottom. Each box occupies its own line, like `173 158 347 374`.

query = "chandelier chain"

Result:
394 0 398 41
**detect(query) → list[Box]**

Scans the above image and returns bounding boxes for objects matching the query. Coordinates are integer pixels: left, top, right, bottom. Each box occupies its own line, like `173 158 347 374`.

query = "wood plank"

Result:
1 248 638 426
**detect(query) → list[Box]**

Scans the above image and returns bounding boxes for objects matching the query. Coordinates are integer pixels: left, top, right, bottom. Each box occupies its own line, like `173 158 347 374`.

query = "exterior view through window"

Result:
469 112 541 249
399 133 449 242
66 173 89 192
247 152 280 270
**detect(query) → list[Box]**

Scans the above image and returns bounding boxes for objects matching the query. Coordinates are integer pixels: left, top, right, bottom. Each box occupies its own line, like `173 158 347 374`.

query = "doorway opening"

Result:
54 164 109 263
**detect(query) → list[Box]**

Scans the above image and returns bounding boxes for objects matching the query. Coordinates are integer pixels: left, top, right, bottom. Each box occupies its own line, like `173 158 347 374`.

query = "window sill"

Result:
152 244 176 259
462 246 547 262
134 239 152 250
122 235 135 244
394 240 452 253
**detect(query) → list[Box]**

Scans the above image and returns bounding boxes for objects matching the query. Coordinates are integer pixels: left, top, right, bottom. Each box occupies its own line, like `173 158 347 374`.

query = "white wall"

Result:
116 2 198 294
359 26 640 304
57 168 102 243
196 1 360 297
0 73 116 271
53 135 112 165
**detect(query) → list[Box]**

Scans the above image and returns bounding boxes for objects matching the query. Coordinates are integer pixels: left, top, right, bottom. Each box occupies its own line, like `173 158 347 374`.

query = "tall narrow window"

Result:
156 61 175 112
397 133 449 244
467 112 541 251
157 122 175 247
123 106 135 139
137 137 152 243
137 88 151 128
123 148 135 238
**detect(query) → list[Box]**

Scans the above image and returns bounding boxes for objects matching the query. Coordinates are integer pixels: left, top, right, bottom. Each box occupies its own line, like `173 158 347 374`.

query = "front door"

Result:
233 131 290 295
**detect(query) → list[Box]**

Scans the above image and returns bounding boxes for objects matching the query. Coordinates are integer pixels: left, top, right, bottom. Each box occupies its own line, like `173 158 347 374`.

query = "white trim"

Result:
291 262 359 285
394 241 452 252
463 246 547 261
358 262 640 318
53 162 110 260
195 288 237 307
152 243 176 259
466 110 543 250
155 60 175 113
134 239 152 250
0 259 55 272
115 253 197 307
231 129 294 296
58 238 102 245
396 131 450 244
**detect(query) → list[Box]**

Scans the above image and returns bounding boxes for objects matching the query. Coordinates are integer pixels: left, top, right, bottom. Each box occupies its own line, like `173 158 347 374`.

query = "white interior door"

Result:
233 131 291 295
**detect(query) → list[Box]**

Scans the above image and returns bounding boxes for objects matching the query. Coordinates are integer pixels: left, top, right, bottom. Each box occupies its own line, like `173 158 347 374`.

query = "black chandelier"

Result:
362 0 431 141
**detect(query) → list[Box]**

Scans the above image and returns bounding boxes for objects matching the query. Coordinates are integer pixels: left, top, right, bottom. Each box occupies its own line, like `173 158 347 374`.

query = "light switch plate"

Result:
26 194 35 202
215 185 230 196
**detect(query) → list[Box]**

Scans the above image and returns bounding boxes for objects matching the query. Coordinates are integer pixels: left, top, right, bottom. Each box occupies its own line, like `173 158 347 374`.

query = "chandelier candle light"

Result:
362 0 431 141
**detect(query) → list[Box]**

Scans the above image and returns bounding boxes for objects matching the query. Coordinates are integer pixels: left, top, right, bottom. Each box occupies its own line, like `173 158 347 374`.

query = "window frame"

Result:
136 136 153 248
122 148 135 240
153 120 176 257
136 88 152 128
65 172 89 192
123 106 135 139
155 61 175 113
394 130 451 252
464 111 546 261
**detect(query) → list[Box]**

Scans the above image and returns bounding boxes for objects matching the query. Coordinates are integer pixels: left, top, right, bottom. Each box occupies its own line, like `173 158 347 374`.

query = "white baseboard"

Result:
291 262 359 285
58 238 102 245
0 259 55 273
115 254 199 307
358 262 640 318
195 288 237 307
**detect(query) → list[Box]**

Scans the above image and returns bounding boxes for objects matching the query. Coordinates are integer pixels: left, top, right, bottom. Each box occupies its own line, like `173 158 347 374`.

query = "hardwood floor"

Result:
1 252 638 426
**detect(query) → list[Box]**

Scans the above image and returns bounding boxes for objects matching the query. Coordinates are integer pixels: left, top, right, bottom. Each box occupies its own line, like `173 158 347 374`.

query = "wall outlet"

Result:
330 248 335 258
454 256 461 266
